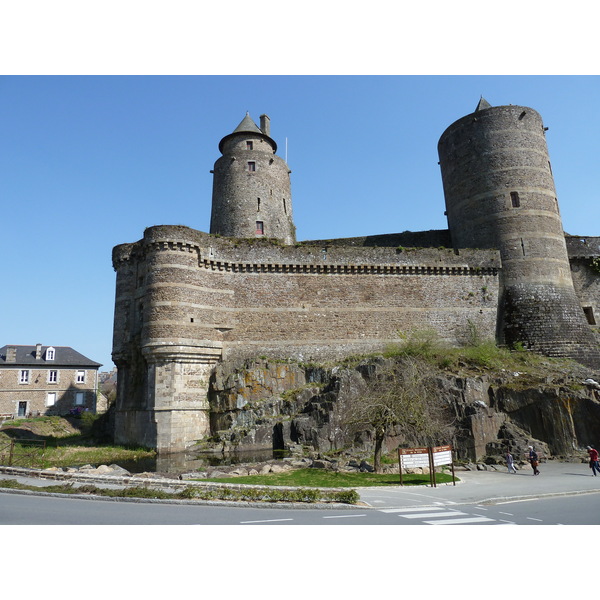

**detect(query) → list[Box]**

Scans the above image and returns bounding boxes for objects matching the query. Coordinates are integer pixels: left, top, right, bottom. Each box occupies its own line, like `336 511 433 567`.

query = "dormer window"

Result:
46 347 55 361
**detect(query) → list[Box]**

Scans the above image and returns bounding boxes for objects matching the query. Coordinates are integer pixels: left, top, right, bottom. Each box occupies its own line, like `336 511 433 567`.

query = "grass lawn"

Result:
201 468 457 487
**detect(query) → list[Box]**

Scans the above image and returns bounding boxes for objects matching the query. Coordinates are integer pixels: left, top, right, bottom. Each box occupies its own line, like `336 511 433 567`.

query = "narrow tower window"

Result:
510 191 520 208
256 221 264 235
257 198 261 211
248 161 256 172
583 307 597 325
246 141 253 150
283 198 287 214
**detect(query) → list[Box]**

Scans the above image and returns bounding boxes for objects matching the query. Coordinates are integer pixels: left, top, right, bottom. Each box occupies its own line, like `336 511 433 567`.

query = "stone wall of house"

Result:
0 367 99 418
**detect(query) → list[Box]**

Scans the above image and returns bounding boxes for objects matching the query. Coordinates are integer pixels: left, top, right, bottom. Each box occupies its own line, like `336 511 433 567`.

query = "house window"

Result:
248 161 256 172
48 370 58 383
46 392 56 407
19 370 30 384
510 191 520 208
17 401 27 417
256 221 264 235
246 141 253 150
75 392 84 406
46 347 55 360
76 370 85 383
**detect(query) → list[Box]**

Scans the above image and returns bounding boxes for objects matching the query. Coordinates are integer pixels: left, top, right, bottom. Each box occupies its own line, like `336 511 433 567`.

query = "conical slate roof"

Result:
475 97 492 112
218 112 277 153
232 112 263 135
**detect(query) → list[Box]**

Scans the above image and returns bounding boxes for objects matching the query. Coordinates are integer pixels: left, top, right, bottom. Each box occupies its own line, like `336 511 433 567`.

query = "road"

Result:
2 460 600 524
1 487 599 525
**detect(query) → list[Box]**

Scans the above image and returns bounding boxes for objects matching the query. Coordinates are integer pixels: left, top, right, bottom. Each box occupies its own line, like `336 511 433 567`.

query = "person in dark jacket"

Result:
528 446 540 475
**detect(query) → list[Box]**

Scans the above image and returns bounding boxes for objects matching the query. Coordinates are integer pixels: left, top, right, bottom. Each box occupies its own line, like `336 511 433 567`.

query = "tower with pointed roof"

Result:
210 113 296 244
438 99 600 368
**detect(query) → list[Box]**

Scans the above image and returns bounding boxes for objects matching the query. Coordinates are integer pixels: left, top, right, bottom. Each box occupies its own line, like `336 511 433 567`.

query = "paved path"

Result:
358 461 600 509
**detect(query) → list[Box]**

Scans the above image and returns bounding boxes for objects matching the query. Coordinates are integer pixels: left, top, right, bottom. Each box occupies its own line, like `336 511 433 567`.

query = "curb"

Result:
0 485 360 510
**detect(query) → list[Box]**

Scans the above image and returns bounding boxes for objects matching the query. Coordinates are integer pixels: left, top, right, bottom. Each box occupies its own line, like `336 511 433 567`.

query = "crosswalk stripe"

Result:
401 511 468 519
380 507 448 514
425 516 495 525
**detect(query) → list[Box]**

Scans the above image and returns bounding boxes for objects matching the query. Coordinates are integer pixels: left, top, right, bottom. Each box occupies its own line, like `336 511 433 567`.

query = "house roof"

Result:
0 345 102 368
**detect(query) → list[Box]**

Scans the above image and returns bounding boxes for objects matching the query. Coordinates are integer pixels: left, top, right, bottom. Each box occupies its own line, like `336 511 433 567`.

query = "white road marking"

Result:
526 517 543 522
401 511 469 519
426 516 496 525
322 514 366 519
380 506 448 514
240 518 294 524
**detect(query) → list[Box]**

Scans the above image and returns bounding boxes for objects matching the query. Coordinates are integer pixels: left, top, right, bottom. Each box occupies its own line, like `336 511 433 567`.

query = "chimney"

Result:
6 347 16 363
36 343 42 359
260 114 270 137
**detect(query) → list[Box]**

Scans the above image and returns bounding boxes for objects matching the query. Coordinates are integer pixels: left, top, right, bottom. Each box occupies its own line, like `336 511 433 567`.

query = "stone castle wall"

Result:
567 236 600 330
114 225 500 363
112 225 500 452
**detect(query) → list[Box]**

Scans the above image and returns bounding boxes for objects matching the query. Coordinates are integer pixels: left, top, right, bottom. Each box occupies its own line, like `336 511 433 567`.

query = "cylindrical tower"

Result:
210 113 296 244
438 99 600 368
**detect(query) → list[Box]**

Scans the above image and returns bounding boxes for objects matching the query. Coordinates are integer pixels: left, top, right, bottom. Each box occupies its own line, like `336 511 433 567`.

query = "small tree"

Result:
344 357 453 473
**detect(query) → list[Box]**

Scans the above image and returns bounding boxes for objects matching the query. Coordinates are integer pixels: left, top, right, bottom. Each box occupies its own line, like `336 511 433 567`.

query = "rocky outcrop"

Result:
204 357 600 462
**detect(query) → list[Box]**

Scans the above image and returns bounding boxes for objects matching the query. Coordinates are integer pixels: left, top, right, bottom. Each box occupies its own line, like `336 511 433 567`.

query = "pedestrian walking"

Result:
505 450 518 473
586 446 600 476
528 446 540 475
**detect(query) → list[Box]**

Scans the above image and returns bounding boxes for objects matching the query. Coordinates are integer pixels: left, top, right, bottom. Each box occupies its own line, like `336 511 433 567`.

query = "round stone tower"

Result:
438 98 600 368
210 113 296 244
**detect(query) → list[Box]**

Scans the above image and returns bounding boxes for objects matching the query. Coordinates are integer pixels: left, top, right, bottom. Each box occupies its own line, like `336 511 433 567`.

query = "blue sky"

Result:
2 75 600 370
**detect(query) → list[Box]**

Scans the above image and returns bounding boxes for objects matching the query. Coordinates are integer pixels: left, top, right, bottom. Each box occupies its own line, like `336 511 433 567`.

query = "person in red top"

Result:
587 446 600 476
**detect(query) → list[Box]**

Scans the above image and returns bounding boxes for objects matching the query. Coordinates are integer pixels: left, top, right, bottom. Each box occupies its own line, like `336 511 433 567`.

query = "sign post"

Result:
431 445 455 487
398 445 455 487
398 447 431 486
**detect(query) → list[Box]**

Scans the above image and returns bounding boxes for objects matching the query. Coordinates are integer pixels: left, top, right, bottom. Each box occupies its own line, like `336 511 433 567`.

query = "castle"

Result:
111 99 600 453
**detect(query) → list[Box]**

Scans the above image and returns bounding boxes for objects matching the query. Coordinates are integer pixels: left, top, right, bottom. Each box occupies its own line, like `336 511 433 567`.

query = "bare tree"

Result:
344 357 453 473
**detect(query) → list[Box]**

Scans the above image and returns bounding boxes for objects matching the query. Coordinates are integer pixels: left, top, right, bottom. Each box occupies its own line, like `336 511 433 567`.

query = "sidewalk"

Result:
357 461 600 509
